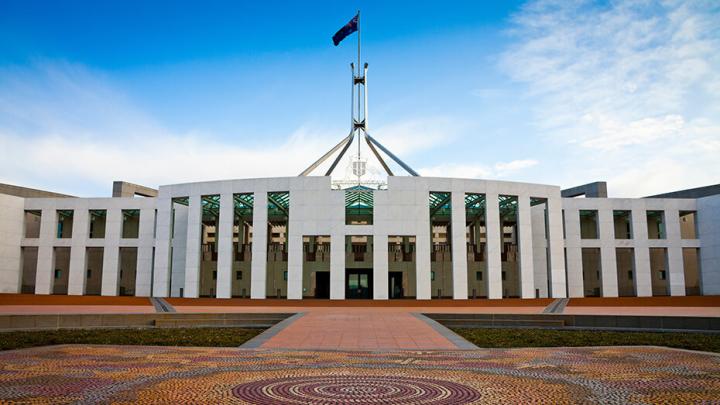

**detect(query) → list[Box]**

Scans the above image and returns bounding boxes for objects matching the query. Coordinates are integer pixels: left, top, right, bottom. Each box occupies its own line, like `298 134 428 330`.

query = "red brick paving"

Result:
259 308 459 350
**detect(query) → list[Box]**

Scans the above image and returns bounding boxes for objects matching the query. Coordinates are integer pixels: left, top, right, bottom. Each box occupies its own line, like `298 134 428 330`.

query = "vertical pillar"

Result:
250 192 267 299
451 192 468 299
697 194 720 295
287 232 302 299
632 205 652 296
34 208 56 294
372 233 388 299
416 190 432 300
485 192 502 299
517 196 535 298
216 193 234 298
563 206 584 297
598 208 619 297
101 209 121 296
153 198 172 297
332 232 348 299
67 208 88 295
546 197 567 298
183 195 202 298
0 195 23 293
665 207 685 296
135 207 155 296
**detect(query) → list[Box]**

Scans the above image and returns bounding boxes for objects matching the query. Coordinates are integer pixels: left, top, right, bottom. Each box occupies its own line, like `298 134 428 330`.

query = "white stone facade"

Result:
0 176 716 299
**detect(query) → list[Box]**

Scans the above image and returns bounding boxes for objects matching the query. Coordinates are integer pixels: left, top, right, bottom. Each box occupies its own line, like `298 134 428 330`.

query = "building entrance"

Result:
315 272 330 298
389 271 404 298
346 269 372 299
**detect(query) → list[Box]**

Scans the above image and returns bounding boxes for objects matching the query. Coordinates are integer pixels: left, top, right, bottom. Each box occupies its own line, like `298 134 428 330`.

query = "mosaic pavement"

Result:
0 345 719 404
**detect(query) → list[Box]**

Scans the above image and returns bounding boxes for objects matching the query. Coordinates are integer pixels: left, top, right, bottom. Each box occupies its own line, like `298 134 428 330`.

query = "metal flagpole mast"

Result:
356 9 361 185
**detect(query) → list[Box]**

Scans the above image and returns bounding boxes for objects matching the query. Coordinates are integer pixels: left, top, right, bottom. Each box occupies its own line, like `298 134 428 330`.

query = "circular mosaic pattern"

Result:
232 375 482 404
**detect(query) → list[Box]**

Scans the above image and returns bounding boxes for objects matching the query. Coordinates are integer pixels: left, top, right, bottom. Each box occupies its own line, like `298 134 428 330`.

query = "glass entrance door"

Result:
346 269 372 299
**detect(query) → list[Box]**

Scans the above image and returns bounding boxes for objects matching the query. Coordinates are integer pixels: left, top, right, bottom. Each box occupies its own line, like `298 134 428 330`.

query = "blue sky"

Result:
1 0 718 197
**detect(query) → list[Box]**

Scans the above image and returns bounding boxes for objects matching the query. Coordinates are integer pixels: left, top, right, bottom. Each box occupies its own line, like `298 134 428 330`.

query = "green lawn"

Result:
0 327 263 351
452 328 720 353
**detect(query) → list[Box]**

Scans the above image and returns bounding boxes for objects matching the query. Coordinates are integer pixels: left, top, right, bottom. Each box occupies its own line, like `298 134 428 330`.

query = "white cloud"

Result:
419 159 538 179
494 159 539 176
0 62 454 196
500 0 720 196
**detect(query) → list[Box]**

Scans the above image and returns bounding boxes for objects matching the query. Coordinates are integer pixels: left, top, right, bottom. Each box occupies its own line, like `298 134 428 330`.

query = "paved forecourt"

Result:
0 345 718 404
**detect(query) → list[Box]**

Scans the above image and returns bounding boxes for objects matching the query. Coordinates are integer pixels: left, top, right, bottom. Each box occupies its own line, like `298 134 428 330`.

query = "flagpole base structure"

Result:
300 11 419 179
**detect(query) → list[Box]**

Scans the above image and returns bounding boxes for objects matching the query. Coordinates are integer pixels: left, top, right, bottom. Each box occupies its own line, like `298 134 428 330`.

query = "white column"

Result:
332 232 348 299
698 195 720 295
287 231 302 300
451 192 468 299
216 193 234 299
34 208 56 294
564 206 584 297
183 195 202 298
485 192 502 299
101 209 121 296
546 197 567 298
0 194 24 293
665 207 685 296
415 191 432 300
250 192 267 299
598 208 619 297
517 195 535 298
135 208 155 296
631 206 652 296
372 233 388 299
67 208 88 295
153 198 172 297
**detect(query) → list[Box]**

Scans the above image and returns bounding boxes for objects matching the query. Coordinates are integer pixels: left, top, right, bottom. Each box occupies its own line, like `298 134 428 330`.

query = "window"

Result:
647 211 666 239
54 269 61 279
579 210 599 239
122 209 140 239
659 270 666 280
236 271 242 280
476 271 482 281
613 210 632 239
679 211 697 239
431 271 436 281
283 271 288 281
212 271 217 280
87 269 91 278
345 187 373 225
501 271 506 281
56 210 74 238
89 210 107 238
24 210 41 238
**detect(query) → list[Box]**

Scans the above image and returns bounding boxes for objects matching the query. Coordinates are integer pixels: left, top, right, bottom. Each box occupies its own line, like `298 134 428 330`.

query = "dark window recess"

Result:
660 270 666 280
86 269 92 278
283 271 288 281
212 271 217 280
54 269 61 279
501 271 506 281
430 271 435 281
628 270 633 280
476 271 482 281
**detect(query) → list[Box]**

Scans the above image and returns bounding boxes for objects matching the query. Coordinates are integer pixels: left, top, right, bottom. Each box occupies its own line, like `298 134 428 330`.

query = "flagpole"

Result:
356 9 361 185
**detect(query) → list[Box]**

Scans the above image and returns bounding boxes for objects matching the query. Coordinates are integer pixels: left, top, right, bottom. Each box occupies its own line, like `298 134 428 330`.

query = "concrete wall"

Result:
21 197 155 296
562 197 700 298
698 194 720 294
2 176 718 299
0 194 25 293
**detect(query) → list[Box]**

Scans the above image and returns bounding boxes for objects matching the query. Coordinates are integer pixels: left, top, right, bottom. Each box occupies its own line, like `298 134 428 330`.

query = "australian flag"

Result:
332 13 358 46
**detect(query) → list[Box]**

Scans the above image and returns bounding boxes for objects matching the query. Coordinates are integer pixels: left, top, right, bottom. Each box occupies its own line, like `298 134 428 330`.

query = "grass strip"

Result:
452 327 720 353
0 327 262 351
